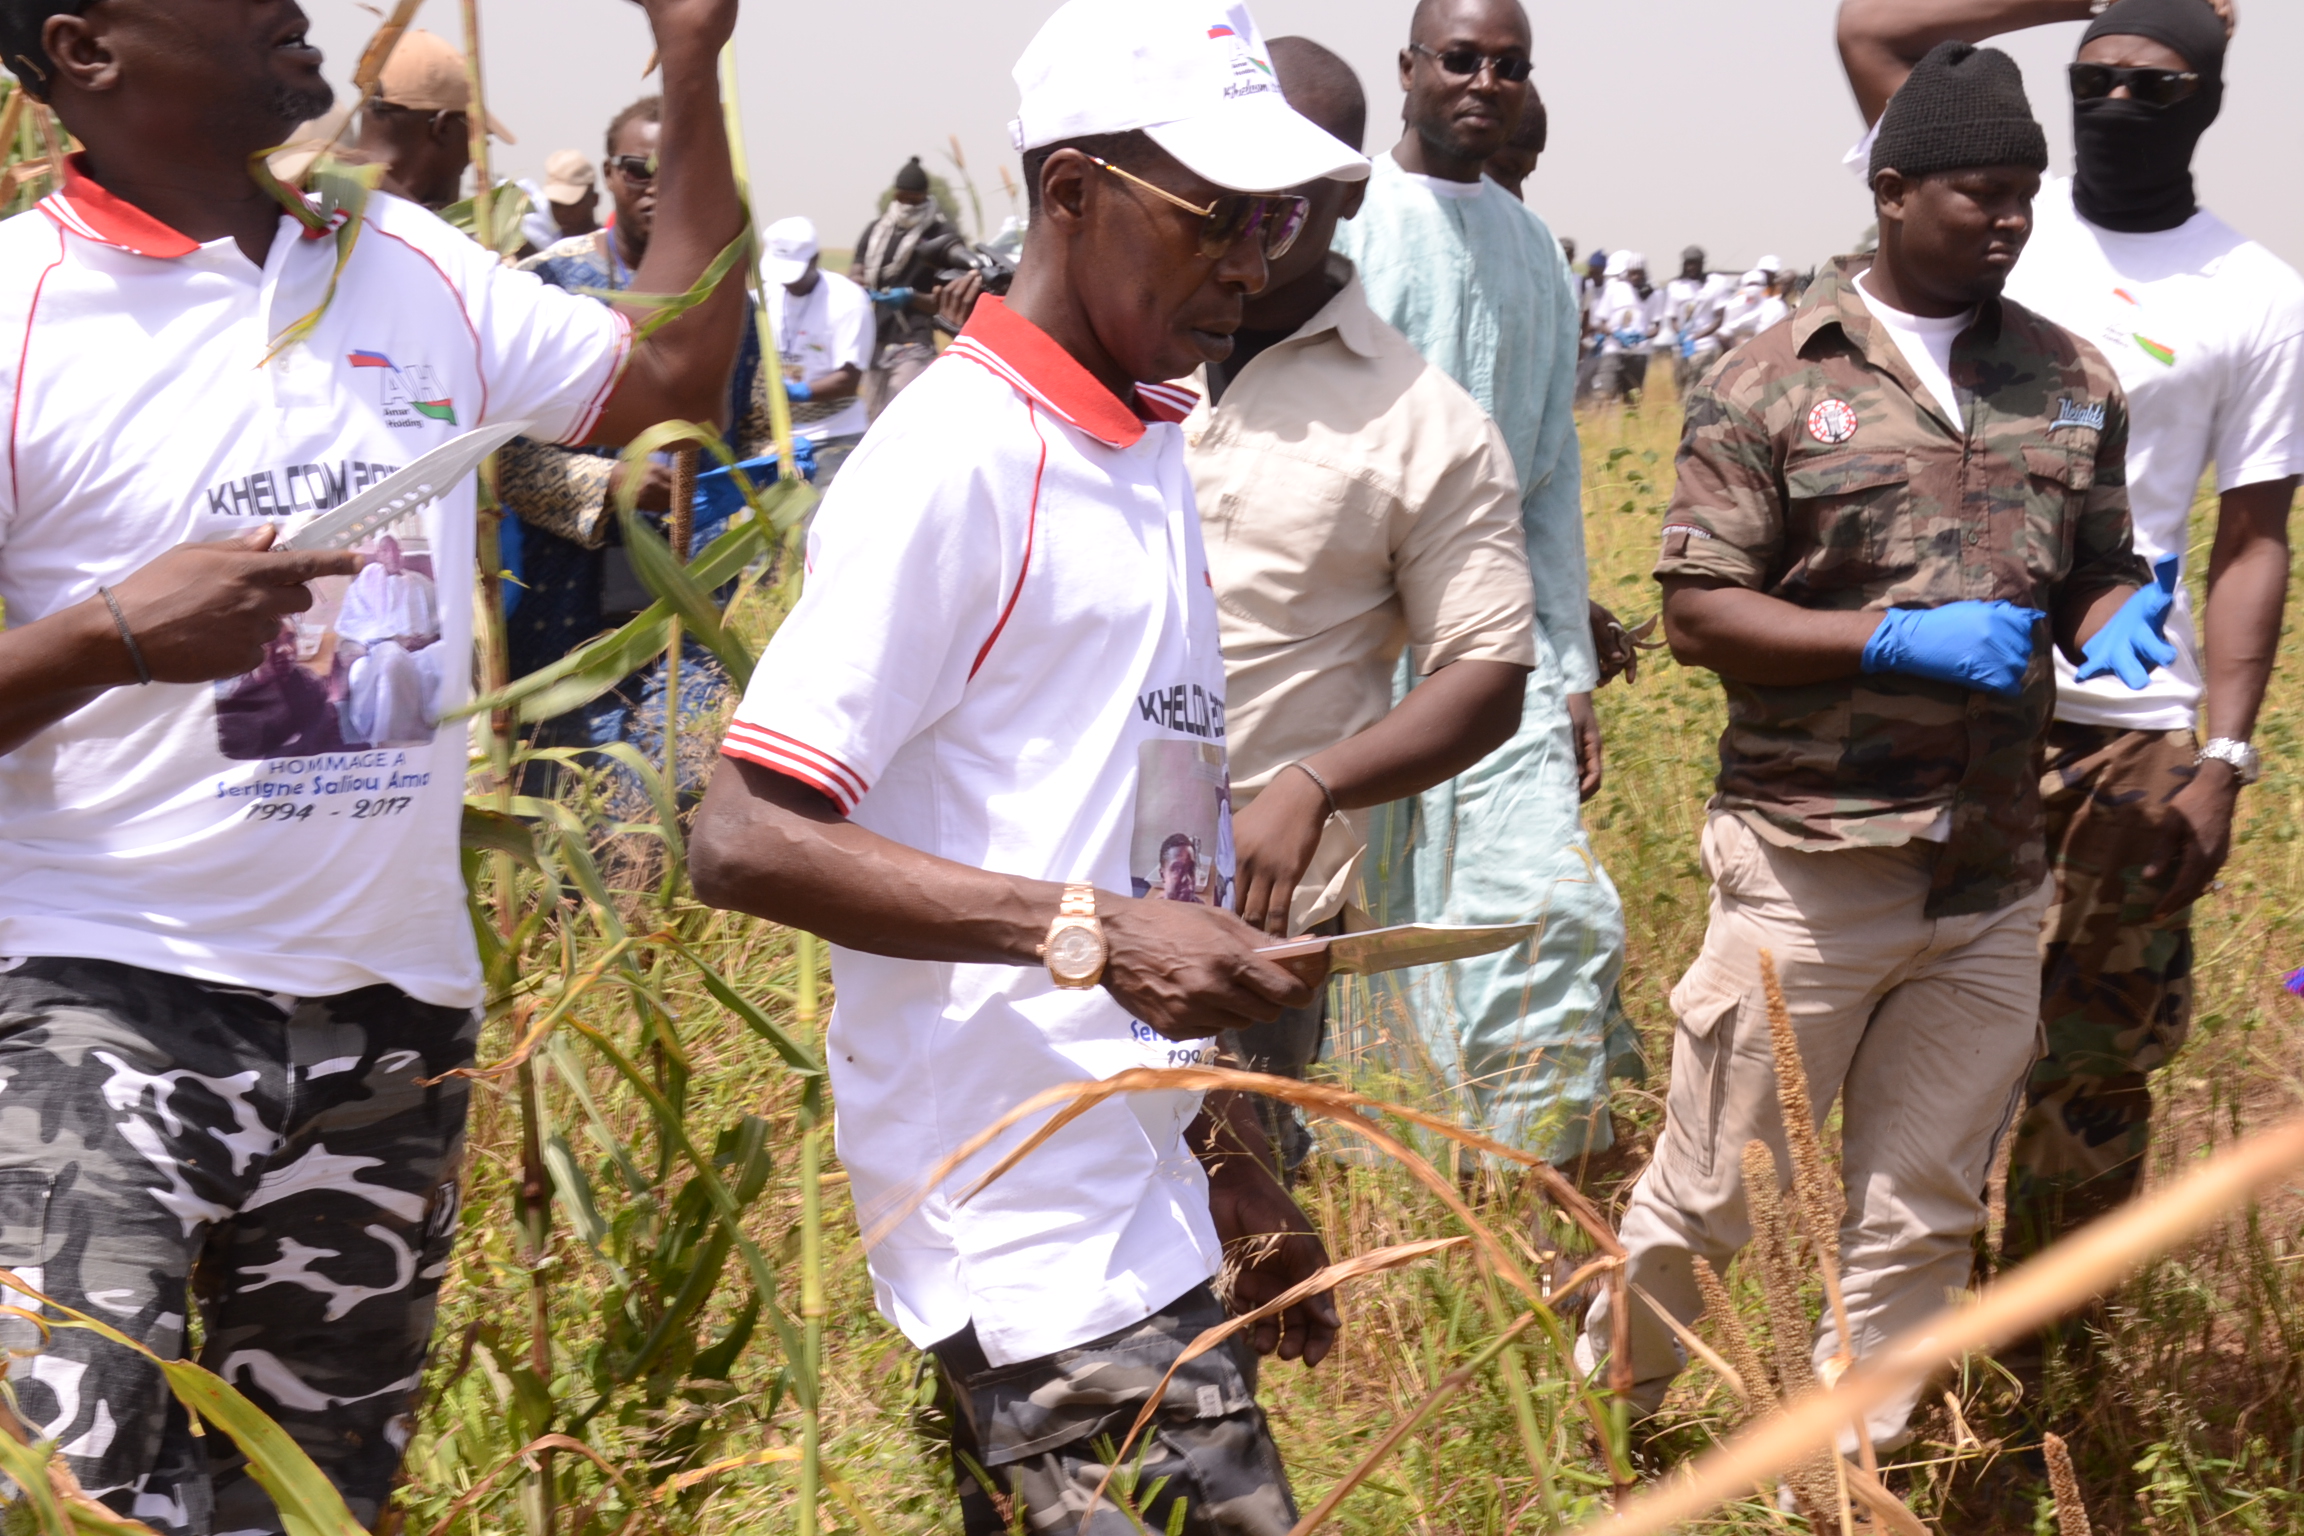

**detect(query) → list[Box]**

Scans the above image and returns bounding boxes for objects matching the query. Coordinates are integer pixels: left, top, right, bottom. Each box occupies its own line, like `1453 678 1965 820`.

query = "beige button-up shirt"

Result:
1185 262 1539 930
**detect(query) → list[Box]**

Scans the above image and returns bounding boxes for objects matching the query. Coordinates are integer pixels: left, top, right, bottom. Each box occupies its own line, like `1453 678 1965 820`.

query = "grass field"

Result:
403 386 2304 1536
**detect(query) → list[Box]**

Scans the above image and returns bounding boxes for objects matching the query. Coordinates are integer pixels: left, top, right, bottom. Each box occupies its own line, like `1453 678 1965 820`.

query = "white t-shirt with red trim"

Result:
723 297 1234 1367
0 167 629 1009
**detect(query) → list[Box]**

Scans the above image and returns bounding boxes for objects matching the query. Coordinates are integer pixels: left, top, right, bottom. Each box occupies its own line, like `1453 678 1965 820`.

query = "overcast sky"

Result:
302 0 2304 272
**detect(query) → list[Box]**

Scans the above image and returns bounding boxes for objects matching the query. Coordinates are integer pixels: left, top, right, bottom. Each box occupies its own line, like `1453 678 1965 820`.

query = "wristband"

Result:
1286 760 1339 820
98 586 152 686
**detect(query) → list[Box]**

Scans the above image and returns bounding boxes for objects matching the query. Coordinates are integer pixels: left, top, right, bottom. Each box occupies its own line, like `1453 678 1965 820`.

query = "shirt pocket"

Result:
1780 448 1915 591
2020 443 2090 586
1203 459 1392 642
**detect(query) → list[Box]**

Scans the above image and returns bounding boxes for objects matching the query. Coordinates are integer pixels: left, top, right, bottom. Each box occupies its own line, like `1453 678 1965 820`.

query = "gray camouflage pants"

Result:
933 1284 1299 1535
0 956 477 1535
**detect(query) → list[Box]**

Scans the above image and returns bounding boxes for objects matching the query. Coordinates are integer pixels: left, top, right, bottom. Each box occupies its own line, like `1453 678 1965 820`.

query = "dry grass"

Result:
395 386 2304 1536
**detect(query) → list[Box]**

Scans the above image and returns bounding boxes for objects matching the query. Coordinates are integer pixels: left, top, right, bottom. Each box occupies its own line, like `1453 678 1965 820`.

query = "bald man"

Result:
1332 0 1635 1168
1190 37 1539 1177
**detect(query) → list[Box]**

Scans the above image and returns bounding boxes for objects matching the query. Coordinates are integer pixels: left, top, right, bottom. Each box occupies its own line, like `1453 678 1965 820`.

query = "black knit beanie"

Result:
1869 41 2049 185
893 156 930 193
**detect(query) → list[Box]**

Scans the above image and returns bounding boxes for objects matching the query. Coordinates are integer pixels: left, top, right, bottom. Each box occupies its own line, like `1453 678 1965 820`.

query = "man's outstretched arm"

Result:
690 758 1325 1042
0 529 358 758
585 0 750 442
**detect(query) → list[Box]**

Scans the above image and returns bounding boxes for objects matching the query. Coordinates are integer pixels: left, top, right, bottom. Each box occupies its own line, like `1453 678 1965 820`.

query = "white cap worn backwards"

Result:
1009 0 1370 193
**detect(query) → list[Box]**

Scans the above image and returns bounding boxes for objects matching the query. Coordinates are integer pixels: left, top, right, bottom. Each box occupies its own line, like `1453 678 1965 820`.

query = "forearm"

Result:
591 27 748 440
1660 580 1880 684
805 365 862 404
0 599 137 757
1837 0 2092 122
1299 659 1526 809
2053 581 2139 663
693 758 1060 965
495 440 619 547
2200 482 2296 740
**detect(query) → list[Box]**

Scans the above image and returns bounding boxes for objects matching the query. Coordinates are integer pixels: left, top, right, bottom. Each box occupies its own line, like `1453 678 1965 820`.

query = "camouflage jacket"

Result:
1656 255 2149 917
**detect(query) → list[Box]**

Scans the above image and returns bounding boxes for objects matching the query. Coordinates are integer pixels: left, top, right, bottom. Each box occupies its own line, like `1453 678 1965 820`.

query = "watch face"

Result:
1047 924 1106 983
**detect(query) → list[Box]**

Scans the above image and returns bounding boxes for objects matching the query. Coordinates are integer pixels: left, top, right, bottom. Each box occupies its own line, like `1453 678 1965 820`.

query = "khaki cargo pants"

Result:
1581 813 2048 1447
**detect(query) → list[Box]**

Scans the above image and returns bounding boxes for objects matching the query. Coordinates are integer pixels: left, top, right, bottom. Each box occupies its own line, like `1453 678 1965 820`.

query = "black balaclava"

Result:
2073 0 2226 233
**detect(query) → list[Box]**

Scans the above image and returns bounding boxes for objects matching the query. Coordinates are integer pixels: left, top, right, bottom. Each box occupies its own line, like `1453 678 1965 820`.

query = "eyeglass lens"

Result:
612 155 657 180
1199 197 1309 262
2068 62 2199 107
1431 47 1534 83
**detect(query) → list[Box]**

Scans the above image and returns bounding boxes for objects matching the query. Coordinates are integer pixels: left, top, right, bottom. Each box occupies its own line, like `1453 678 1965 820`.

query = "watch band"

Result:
2197 737 2261 785
1060 883 1097 919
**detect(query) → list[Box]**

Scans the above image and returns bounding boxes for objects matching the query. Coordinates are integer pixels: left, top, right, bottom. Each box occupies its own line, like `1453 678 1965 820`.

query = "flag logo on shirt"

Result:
349 350 459 426
1806 398 1859 445
2133 334 2177 368
1207 23 1237 37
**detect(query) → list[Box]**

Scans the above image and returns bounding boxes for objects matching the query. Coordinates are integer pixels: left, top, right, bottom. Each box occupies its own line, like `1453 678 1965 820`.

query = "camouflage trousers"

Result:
2004 724 2198 1263
932 1284 1299 1535
0 956 478 1535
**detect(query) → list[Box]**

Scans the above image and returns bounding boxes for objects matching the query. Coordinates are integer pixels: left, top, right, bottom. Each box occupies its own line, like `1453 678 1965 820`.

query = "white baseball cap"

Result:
765 216 821 287
1756 253 1784 273
1604 250 1631 278
1008 0 1370 194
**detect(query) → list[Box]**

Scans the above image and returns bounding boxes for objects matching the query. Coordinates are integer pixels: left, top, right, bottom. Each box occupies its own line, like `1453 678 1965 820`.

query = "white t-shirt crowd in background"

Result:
778 265 876 442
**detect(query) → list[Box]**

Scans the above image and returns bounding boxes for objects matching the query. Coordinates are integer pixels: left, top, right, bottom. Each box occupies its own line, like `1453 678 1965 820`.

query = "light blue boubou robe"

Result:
1332 154 1635 1161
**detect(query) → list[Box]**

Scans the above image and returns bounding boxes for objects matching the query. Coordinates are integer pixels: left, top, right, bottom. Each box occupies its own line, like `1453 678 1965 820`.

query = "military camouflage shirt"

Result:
1656 256 2148 917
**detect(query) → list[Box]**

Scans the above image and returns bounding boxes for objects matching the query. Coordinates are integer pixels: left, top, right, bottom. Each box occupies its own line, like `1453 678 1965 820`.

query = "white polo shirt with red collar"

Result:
0 164 628 1009
723 297 1234 1366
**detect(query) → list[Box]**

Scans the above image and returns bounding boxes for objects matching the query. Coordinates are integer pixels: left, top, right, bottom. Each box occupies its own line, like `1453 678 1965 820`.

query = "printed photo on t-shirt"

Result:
1131 740 1236 910
214 527 447 760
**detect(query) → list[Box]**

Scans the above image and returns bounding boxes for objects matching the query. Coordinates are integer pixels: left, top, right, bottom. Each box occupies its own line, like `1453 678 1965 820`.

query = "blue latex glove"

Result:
1613 328 1647 349
1861 600 2045 697
2073 556 2181 689
784 377 813 402
868 286 914 313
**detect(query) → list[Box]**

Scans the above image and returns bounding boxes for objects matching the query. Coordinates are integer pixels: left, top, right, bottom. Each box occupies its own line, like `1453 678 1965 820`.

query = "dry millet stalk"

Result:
1693 1253 1778 1415
2043 1432 2093 1536
1743 1139 1839 1520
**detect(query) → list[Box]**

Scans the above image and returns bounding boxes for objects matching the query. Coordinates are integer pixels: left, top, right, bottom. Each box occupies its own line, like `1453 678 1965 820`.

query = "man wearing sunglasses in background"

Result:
1332 0 1638 1174
690 4 1367 1530
1839 0 2304 1283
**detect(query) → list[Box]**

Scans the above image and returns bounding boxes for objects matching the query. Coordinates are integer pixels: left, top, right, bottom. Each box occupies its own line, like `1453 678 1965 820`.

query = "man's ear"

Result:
1872 168 1911 226
1339 179 1368 223
1397 47 1416 92
42 11 120 99
1036 147 1093 234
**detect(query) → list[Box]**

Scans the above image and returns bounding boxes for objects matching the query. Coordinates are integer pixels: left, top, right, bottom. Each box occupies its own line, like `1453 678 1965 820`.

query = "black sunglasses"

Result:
1409 42 1534 84
2069 62 2203 107
608 154 657 181
1086 157 1310 261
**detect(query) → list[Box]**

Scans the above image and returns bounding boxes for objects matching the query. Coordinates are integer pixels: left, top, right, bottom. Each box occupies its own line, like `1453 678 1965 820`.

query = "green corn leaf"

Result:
563 1016 813 1400
0 1427 73 1536
440 184 533 260
250 156 384 366
451 514 770 725
618 506 755 688
542 1131 609 1249
149 1362 366 1536
691 1295 761 1382
661 936 825 1110
460 804 540 870
581 226 756 345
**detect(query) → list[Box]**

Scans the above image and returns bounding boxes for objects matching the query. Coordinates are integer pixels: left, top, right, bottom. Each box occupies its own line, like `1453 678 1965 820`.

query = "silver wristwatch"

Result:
2197 737 2262 786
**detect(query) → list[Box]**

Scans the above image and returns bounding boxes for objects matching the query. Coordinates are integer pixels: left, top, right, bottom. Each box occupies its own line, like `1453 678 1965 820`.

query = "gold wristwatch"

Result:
1039 883 1109 989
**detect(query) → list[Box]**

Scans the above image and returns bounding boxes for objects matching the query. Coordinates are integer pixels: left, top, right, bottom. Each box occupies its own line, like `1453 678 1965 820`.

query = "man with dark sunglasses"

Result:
691 4 1366 1531
1840 0 2304 1277
1332 0 1637 1172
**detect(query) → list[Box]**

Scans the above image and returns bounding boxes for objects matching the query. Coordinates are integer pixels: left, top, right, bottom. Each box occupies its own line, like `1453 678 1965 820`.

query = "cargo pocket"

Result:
0 1169 52 1357
1783 449 1915 584
1666 966 1746 1180
2021 444 2090 585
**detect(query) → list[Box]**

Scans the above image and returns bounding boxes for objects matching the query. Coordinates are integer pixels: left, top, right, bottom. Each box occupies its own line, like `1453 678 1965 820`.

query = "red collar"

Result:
946 296 1197 448
42 154 326 259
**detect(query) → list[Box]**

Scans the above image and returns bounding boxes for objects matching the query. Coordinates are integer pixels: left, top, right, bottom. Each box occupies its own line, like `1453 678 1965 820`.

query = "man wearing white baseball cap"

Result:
763 215 875 478
693 4 1363 1530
